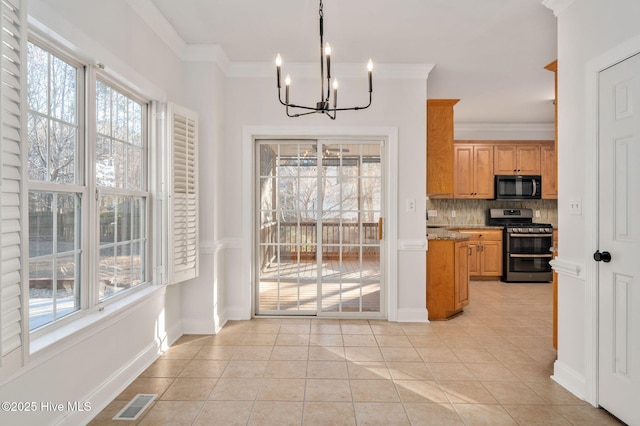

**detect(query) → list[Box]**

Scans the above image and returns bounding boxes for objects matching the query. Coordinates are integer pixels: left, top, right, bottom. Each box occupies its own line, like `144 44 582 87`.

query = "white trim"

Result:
396 308 428 323
125 0 185 58
398 240 428 251
541 0 579 17
549 257 583 278
583 32 640 407
242 126 399 322
552 360 587 401
182 45 231 72
228 62 434 80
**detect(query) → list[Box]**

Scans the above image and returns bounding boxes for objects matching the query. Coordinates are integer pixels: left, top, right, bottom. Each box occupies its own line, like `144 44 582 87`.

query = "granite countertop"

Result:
426 228 473 241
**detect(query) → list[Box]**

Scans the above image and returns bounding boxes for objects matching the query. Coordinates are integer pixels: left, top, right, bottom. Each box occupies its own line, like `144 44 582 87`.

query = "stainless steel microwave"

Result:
494 175 542 200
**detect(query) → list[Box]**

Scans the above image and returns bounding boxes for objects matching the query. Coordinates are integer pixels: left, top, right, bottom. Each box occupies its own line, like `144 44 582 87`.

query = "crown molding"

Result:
542 0 578 17
455 122 555 140
227 62 434 79
126 0 186 58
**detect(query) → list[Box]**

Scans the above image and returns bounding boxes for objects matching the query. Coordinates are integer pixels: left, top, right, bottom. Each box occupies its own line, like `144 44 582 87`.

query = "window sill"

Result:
29 284 165 360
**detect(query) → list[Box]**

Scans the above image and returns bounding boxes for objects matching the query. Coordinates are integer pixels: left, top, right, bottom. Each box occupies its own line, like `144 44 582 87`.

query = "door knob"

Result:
593 250 612 263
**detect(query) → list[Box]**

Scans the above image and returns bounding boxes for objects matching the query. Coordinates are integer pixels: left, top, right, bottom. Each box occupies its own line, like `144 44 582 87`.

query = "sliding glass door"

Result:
256 139 384 316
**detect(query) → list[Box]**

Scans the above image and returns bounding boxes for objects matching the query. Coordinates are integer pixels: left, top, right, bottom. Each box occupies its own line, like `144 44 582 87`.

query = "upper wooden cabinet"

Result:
427 99 459 197
494 144 541 175
453 144 494 199
541 141 557 199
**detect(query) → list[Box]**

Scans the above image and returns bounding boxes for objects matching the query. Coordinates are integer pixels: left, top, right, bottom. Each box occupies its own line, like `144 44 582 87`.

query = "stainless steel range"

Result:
488 208 553 283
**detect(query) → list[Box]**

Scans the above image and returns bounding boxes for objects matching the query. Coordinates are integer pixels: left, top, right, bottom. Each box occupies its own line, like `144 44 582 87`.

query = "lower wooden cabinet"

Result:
456 229 502 279
427 239 470 320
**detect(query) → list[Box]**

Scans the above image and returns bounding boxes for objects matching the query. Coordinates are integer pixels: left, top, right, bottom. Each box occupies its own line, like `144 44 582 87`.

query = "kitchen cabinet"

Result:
454 144 494 198
541 141 557 199
494 144 541 175
427 99 459 197
456 229 503 279
427 239 470 320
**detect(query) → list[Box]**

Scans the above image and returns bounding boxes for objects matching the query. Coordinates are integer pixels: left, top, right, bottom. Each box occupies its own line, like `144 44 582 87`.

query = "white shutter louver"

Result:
167 103 199 284
1 0 26 376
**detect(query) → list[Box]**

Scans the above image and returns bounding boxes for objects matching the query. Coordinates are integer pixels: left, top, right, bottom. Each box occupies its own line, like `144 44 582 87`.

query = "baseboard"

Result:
552 359 587 401
56 340 160 426
181 318 225 335
226 306 251 321
395 308 429 323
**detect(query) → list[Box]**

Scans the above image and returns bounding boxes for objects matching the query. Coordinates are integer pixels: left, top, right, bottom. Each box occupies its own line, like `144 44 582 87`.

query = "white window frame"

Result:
26 35 153 338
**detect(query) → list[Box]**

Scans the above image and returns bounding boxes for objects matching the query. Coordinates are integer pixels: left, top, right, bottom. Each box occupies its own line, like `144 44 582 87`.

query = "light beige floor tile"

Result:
248 323 281 334
160 378 216 401
347 361 391 380
353 402 410 425
302 401 356 426
140 359 190 378
371 324 406 335
451 347 498 363
407 334 446 348
305 379 352 401
556 405 624 425
116 377 174 401
270 345 309 360
507 362 554 383
375 335 413 347
427 362 476 381
380 347 422 362
275 333 310 346
87 400 138 426
441 335 482 349
465 362 519 381
387 362 435 381
158 345 201 360
503 405 571 425
239 333 278 346
341 324 373 334
344 346 383 362
208 334 246 346
307 360 349 379
400 324 437 336
310 323 342 335
194 345 237 360
526 381 589 405
439 380 497 404
453 403 517 426
171 335 214 347
248 401 303 426
231 345 273 361
395 380 449 403
350 379 399 402
264 360 308 378
138 400 203 426
220 360 267 379
180 359 228 378
404 402 464 425
482 381 546 405
279 323 311 334
416 347 460 363
257 378 306 401
342 334 378 347
308 346 345 361
310 333 344 346
193 401 253 426
208 378 261 401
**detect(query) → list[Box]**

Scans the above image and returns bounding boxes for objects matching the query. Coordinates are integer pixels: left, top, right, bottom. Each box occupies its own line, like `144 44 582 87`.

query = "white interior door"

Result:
255 139 384 317
597 52 640 425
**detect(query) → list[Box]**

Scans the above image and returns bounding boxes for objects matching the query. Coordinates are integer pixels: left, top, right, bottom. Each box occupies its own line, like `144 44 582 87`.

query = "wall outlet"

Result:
569 198 582 215
451 210 456 218
406 198 416 212
535 210 541 217
427 209 438 217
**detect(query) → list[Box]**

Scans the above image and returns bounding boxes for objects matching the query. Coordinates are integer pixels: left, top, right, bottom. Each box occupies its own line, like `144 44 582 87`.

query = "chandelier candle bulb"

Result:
368 59 373 92
275 54 282 88
333 79 338 107
325 43 331 79
285 75 291 103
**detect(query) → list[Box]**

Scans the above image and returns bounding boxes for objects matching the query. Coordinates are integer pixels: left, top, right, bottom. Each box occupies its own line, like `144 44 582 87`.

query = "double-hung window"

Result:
27 39 149 332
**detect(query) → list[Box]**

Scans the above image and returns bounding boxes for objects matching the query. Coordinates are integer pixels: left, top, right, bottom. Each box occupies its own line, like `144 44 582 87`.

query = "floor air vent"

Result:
113 393 157 421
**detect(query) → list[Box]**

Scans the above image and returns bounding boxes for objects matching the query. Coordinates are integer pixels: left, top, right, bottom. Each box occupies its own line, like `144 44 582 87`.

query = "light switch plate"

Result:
569 198 582 215
427 209 438 217
406 198 416 212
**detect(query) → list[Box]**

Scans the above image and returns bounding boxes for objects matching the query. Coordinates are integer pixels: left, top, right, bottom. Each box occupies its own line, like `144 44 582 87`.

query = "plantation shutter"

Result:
0 0 26 377
167 103 199 284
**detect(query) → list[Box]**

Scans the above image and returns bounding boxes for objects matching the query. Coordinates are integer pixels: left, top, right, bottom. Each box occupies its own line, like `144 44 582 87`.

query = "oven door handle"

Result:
508 233 553 237
509 253 553 258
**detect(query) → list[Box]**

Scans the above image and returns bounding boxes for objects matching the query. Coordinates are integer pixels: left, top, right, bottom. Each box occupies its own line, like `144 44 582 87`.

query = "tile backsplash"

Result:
426 198 558 227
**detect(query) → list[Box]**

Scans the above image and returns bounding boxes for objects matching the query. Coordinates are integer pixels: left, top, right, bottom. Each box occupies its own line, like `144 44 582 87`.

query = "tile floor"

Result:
90 281 623 425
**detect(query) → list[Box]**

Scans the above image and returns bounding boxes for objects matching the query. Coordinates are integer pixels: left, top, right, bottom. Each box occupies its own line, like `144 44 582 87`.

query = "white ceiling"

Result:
148 0 557 123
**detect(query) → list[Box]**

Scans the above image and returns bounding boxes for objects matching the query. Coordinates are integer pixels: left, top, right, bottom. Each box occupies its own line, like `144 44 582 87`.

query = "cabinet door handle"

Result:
377 217 383 240
468 247 472 256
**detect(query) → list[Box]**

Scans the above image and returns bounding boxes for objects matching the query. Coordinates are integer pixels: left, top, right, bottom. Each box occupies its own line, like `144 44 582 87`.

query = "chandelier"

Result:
275 0 373 120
